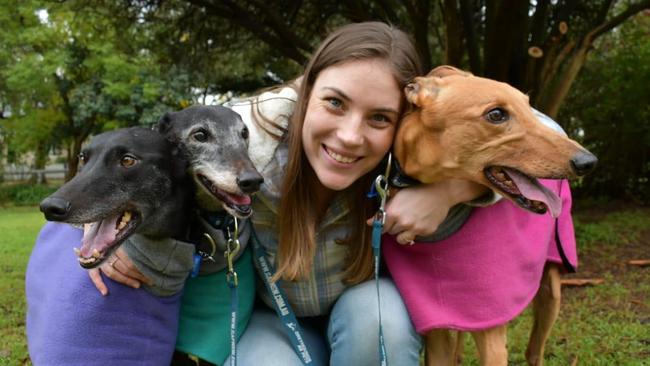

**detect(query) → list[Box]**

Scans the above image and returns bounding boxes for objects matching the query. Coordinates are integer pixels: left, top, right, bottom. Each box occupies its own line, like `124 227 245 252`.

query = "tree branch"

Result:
590 0 650 41
374 0 402 25
187 0 308 64
250 0 313 52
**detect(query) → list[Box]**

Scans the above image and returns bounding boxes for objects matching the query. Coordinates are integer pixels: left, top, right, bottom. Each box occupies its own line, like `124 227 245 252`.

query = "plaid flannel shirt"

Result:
251 142 352 316
250 140 483 316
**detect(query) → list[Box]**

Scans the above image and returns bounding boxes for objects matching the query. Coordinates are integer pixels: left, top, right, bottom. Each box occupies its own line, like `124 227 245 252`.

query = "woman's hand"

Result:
367 179 489 245
88 247 153 296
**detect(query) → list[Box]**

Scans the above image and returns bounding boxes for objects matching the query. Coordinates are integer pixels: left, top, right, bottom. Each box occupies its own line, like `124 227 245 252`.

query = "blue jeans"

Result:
224 278 422 366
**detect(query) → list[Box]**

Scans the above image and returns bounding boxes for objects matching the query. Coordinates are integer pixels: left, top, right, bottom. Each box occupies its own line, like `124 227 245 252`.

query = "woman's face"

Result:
302 59 401 191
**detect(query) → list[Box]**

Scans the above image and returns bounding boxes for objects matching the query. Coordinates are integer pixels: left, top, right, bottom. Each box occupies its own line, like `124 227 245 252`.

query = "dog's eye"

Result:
241 127 249 140
193 130 208 142
120 155 138 168
485 108 509 124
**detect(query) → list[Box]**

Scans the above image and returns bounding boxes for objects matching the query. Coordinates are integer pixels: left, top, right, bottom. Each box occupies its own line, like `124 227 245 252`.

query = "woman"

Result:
96 22 490 365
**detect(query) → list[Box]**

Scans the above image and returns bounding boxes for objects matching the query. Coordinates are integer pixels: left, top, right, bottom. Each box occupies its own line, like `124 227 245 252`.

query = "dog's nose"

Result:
40 197 72 221
237 172 264 194
570 151 598 176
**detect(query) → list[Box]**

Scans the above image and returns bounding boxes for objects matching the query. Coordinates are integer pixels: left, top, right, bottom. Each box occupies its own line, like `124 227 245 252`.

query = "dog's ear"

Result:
427 65 472 78
170 145 190 180
156 112 173 135
405 77 440 107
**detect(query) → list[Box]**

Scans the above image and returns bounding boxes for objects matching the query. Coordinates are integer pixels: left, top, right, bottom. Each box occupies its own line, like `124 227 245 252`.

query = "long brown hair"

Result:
276 22 423 283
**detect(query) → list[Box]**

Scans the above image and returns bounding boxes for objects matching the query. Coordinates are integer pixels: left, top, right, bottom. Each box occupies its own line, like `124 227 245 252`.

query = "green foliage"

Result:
560 15 650 201
0 0 195 172
0 184 58 206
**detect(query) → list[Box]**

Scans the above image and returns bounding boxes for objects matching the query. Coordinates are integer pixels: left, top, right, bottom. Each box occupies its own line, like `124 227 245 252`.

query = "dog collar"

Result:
390 156 422 188
193 210 237 256
201 210 236 234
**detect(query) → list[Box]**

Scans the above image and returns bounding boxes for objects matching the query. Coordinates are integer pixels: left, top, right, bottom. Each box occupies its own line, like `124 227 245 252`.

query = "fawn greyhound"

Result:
389 66 597 366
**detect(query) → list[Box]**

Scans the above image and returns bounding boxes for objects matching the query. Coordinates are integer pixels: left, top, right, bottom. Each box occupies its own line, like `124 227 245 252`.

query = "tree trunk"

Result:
29 141 49 184
459 0 481 74
65 137 84 182
538 41 590 119
443 0 463 67
402 0 433 71
483 0 529 86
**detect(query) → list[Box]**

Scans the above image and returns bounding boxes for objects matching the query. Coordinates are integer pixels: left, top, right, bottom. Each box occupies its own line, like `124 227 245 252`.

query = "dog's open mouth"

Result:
484 166 561 218
75 211 140 268
197 174 252 218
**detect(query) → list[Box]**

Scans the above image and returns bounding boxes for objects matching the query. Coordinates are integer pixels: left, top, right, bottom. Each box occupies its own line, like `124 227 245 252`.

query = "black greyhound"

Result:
29 127 195 365
39 127 193 268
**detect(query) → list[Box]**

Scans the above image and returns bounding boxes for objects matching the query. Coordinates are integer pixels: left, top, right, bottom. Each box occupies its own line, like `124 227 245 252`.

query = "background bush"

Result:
0 184 58 206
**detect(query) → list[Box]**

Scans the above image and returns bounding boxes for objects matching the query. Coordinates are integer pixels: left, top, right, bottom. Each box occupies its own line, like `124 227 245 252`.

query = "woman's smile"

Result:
322 145 361 165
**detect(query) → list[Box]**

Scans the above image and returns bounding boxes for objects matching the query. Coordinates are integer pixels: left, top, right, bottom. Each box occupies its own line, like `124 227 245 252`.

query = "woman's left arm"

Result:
372 179 489 244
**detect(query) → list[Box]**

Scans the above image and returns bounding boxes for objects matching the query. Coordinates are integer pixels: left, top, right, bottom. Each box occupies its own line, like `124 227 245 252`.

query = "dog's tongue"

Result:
80 216 120 257
225 193 251 206
503 168 562 218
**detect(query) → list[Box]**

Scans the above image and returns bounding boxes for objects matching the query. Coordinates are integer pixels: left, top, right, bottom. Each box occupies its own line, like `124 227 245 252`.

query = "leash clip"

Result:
225 216 240 287
199 233 218 262
373 153 392 225
190 232 218 278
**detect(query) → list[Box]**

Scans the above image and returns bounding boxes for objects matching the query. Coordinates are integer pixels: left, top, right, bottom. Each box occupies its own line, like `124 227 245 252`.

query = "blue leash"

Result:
251 228 314 365
225 219 241 366
368 153 392 366
189 216 241 366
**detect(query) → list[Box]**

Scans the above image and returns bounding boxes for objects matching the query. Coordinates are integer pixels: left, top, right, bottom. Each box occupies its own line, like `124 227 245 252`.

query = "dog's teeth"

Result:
495 172 506 180
92 249 101 258
78 257 96 264
73 247 81 256
117 211 132 230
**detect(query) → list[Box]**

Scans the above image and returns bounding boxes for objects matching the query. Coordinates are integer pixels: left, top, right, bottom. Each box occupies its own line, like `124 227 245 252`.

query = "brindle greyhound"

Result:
392 66 597 366
155 105 264 273
157 105 264 218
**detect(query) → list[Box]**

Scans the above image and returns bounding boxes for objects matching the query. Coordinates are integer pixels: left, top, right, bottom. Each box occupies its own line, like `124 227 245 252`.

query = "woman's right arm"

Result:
374 179 490 244
88 234 195 296
88 246 152 295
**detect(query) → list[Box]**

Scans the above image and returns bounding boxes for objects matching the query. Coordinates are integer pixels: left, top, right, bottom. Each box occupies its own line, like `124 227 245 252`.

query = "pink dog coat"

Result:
383 179 576 333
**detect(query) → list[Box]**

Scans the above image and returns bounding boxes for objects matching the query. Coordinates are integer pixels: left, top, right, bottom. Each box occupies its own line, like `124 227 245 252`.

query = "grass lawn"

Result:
0 206 44 366
0 204 648 365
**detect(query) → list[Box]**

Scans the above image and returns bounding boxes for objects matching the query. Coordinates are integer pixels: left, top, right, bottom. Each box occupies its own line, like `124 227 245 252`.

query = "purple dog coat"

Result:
383 179 576 333
26 222 182 365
